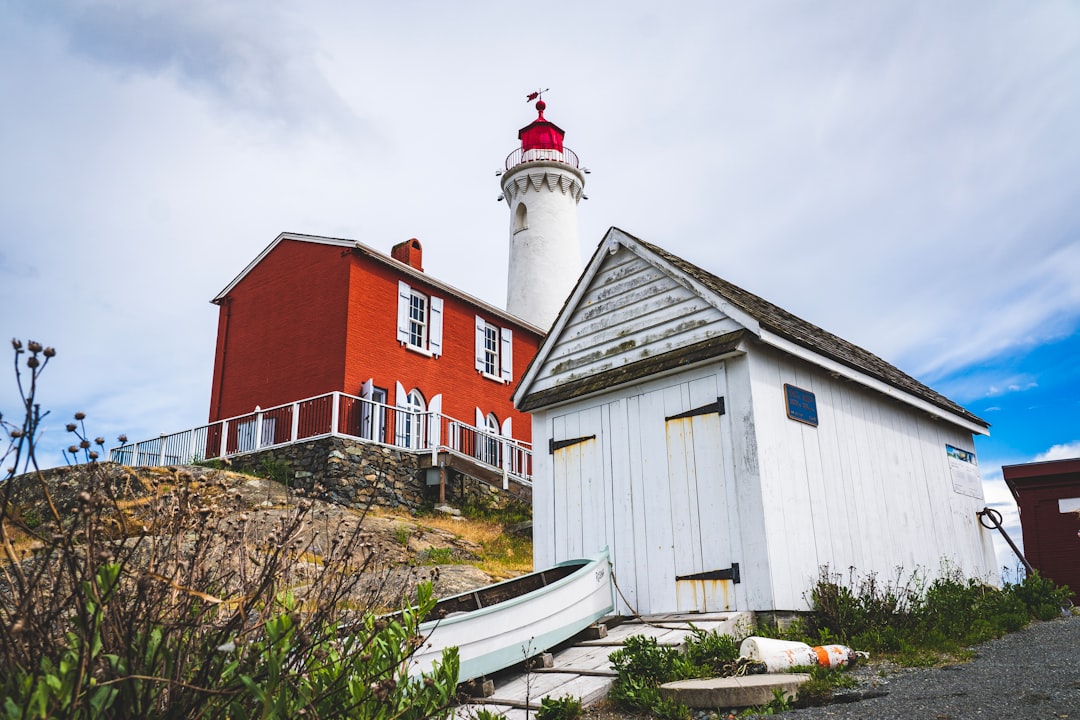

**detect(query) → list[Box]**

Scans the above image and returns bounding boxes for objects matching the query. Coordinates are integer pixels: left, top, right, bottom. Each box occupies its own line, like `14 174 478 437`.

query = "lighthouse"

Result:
501 98 586 329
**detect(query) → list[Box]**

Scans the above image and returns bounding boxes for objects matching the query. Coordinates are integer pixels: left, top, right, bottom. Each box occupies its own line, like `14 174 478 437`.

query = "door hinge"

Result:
665 397 725 422
676 562 740 584
549 434 596 454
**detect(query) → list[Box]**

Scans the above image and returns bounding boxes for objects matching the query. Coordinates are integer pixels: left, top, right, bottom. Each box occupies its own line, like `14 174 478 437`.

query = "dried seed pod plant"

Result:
0 340 459 719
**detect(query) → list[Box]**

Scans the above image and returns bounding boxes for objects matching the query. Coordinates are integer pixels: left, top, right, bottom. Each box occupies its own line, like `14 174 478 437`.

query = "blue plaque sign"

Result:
784 384 818 427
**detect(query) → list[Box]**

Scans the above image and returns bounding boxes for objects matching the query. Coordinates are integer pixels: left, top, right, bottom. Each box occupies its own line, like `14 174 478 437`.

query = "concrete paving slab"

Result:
659 673 811 709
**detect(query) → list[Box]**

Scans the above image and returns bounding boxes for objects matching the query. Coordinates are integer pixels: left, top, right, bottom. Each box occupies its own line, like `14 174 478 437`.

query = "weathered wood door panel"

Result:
661 373 735 612
551 406 606 562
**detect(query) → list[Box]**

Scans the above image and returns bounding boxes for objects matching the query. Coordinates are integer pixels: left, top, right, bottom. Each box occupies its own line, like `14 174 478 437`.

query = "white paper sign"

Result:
946 444 982 499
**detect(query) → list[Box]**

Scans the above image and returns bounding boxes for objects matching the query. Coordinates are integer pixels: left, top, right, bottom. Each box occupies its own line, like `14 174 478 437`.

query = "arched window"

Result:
396 388 427 449
481 412 501 466
514 203 528 233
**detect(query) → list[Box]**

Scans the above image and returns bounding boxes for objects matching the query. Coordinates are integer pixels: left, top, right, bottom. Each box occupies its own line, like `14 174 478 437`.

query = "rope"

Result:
608 561 693 630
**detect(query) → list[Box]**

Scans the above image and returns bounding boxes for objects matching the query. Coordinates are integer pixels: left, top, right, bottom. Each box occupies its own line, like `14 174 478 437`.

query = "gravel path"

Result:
781 614 1080 719
583 615 1080 720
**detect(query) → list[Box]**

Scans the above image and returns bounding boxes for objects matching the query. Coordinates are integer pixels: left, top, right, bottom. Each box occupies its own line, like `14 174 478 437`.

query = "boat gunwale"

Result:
417 549 610 631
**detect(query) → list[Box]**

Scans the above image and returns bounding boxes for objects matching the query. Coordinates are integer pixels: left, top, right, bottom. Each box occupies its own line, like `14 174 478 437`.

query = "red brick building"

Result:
208 233 544 448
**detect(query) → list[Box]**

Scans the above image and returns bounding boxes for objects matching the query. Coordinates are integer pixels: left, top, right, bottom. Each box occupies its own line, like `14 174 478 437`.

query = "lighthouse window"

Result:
514 203 528 233
396 280 444 356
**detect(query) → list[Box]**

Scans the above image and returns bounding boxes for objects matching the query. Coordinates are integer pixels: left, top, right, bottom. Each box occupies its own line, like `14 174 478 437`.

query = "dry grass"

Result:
372 508 533 580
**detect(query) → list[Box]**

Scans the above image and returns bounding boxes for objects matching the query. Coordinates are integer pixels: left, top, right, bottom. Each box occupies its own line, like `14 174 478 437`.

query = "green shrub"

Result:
742 687 793 716
420 546 455 565
683 625 740 675
1009 571 1071 621
536 694 583 720
609 634 690 684
608 635 692 718
790 664 858 707
805 563 1071 664
257 456 291 485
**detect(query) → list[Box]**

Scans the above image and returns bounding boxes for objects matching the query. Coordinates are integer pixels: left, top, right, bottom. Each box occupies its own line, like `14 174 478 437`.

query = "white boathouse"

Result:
513 228 997 615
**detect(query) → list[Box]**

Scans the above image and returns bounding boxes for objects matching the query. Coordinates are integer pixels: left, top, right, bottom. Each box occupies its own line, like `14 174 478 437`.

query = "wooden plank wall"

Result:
747 345 997 610
530 248 740 395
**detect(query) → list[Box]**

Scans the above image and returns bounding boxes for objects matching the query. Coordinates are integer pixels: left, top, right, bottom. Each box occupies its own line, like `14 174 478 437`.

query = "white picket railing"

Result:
109 391 532 487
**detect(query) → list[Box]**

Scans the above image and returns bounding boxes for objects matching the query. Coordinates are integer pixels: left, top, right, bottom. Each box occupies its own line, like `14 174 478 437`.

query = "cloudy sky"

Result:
2 1 1078 571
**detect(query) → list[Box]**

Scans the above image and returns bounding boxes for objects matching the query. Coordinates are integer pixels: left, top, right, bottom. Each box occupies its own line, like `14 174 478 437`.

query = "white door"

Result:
548 368 736 615
624 371 736 614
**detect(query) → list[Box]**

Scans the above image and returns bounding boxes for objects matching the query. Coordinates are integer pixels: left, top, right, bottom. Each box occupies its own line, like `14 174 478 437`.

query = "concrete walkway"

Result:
453 612 752 719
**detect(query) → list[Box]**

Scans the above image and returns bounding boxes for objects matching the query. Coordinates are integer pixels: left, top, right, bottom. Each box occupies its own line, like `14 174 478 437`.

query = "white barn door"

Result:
549 369 736 616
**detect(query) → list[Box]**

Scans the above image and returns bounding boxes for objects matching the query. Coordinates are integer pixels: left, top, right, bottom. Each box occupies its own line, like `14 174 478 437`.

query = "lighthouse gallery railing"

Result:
109 391 532 488
504 145 580 171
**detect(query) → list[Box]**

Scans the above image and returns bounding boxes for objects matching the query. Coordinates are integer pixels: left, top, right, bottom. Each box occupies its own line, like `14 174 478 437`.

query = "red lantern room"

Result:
505 98 581 172
518 100 565 152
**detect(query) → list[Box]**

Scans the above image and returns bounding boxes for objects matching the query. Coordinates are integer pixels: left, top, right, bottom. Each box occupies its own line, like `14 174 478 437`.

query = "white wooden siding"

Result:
531 248 742 394
746 346 996 610
722 356 772 611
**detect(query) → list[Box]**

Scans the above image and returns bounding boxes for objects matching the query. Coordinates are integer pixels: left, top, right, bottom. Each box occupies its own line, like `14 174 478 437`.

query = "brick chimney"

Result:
391 238 424 271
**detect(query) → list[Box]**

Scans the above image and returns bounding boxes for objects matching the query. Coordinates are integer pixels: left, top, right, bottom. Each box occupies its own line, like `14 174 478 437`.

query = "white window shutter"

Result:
429 296 444 356
474 316 486 372
360 378 375 441
499 327 513 382
396 281 411 344
428 394 442 446
394 381 409 447
475 407 484 429
501 416 512 438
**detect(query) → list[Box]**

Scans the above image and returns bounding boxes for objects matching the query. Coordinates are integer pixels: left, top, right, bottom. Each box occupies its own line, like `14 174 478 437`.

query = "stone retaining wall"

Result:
228 437 520 513
229 437 426 511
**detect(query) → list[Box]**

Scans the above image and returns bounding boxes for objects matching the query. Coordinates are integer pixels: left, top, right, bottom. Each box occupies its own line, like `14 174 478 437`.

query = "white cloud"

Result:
1034 442 1080 462
1 0 1079 470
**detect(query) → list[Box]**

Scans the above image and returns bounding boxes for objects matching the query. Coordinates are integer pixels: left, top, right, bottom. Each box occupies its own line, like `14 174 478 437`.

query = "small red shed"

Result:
1003 457 1080 598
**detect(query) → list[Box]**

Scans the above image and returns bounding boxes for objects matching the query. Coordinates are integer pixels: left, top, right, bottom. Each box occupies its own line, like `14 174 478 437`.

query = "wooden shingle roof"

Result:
631 233 987 428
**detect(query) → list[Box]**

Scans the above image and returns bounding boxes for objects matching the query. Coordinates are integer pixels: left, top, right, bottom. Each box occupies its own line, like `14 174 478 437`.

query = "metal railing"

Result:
110 391 533 487
504 145 580 171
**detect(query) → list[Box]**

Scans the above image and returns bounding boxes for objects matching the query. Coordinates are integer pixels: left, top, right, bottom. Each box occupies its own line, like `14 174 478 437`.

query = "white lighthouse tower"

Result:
501 97 586 329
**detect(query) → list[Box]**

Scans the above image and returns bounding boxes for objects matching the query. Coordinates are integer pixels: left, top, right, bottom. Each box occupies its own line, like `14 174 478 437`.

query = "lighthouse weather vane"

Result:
526 88 549 102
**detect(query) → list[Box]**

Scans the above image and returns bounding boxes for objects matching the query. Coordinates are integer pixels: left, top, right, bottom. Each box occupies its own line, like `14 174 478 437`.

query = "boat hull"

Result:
409 548 613 682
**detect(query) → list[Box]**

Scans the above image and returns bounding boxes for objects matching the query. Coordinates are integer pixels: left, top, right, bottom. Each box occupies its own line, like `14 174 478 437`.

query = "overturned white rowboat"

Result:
408 547 613 682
